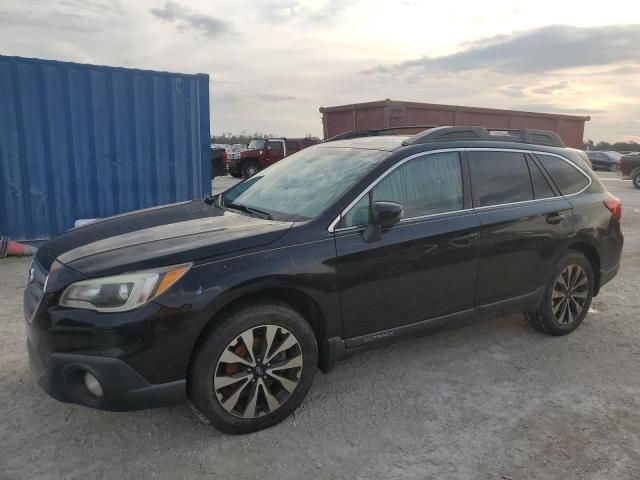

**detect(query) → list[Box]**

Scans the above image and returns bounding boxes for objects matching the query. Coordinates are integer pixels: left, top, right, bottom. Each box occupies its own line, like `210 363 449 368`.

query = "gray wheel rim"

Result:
214 324 303 418
551 265 589 325
634 175 640 188
246 166 258 177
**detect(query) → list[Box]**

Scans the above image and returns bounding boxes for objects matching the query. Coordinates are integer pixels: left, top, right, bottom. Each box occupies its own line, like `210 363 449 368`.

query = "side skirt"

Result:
321 288 541 373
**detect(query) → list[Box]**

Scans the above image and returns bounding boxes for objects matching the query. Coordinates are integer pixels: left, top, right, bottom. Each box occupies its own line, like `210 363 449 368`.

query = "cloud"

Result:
531 81 570 95
258 0 355 23
307 0 357 23
259 0 303 21
59 0 124 15
150 1 229 37
0 8 97 32
515 103 607 115
498 84 527 98
261 94 296 102
363 24 640 76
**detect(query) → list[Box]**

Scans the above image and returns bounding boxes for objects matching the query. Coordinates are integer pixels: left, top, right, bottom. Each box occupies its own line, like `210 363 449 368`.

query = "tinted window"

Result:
267 141 283 152
343 151 463 227
527 158 555 199
468 151 533 207
536 154 589 195
286 142 300 153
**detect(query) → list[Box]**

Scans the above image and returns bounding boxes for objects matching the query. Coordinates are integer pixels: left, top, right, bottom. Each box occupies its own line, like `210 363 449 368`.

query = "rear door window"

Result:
536 154 590 195
468 151 534 207
527 158 555 199
286 142 300 154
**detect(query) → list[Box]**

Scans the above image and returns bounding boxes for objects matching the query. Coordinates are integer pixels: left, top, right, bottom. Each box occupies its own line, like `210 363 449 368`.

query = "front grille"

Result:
24 259 48 322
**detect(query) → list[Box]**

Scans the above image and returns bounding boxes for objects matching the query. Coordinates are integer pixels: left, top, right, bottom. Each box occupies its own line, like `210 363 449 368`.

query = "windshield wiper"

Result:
224 202 272 220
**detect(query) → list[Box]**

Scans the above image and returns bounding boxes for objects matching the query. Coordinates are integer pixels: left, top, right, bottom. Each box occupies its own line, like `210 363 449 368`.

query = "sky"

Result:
1 0 640 142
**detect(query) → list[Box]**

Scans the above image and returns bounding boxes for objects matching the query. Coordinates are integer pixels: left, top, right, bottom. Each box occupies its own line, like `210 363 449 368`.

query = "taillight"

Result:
222 150 228 163
604 196 622 221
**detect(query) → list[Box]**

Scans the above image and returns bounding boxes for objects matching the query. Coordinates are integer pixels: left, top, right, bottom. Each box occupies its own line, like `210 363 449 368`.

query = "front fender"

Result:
154 236 341 375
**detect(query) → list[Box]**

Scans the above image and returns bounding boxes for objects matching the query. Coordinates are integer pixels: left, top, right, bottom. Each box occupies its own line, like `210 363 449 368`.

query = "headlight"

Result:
59 263 191 312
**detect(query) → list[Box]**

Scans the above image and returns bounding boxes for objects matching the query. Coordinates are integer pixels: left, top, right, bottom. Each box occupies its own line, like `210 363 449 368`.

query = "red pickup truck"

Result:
228 137 319 178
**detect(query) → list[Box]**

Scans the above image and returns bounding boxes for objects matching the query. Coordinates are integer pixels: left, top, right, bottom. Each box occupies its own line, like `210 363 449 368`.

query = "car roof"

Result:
315 136 409 152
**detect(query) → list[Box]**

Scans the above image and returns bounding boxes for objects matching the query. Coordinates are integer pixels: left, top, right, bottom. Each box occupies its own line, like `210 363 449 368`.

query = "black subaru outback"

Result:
25 126 623 434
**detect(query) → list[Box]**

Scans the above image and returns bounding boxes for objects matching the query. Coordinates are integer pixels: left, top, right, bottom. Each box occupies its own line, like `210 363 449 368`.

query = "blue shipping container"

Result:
0 55 210 241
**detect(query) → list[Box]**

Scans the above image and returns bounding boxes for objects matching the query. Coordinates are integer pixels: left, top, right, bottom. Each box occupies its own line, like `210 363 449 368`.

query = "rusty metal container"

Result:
320 99 590 148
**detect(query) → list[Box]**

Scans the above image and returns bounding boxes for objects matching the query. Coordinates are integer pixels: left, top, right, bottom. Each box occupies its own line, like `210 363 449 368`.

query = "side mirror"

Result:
363 201 403 243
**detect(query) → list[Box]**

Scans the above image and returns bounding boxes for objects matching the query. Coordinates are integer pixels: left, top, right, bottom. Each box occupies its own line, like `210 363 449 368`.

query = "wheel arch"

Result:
186 286 330 388
241 157 261 172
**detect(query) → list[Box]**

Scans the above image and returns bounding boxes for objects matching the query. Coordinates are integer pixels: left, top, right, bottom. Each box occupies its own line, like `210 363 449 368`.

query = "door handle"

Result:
546 212 566 225
450 232 478 247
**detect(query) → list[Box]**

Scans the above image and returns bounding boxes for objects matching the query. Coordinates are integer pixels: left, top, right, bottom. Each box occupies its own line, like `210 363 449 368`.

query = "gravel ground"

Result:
1 172 639 480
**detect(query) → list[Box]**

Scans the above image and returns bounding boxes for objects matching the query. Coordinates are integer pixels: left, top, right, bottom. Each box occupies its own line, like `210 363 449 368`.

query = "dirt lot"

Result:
1 172 639 480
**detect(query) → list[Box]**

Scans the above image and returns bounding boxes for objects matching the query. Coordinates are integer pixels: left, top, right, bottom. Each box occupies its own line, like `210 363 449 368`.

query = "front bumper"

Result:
28 337 185 410
24 258 201 411
229 158 242 174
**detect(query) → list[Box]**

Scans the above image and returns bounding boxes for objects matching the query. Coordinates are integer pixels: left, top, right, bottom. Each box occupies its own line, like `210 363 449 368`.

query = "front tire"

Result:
526 252 594 336
189 301 317 434
242 161 260 178
633 172 640 189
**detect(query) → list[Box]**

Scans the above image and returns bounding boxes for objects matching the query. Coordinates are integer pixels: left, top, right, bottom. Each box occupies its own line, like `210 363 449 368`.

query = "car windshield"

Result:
248 139 266 150
222 146 387 221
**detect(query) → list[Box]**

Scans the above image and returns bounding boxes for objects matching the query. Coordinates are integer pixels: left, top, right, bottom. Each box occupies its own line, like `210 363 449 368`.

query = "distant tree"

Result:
583 139 640 152
211 131 277 145
211 132 320 145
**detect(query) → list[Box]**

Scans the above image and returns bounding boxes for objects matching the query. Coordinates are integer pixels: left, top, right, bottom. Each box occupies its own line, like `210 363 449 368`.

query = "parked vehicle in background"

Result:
25 126 623 434
568 148 593 170
228 137 319 178
587 151 622 171
621 153 640 189
211 147 228 178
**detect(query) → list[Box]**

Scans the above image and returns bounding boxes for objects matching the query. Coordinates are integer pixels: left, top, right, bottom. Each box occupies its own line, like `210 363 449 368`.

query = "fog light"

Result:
83 372 103 398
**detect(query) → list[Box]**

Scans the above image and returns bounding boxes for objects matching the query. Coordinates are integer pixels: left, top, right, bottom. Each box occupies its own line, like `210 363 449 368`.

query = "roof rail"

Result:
403 126 566 148
324 125 436 142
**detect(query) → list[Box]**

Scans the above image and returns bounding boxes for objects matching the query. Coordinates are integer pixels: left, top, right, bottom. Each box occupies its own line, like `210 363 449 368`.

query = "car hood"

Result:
40 200 293 277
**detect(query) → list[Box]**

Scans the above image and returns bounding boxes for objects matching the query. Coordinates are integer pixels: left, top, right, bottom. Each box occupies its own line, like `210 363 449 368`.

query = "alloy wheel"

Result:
246 166 258 177
213 324 303 418
551 264 589 325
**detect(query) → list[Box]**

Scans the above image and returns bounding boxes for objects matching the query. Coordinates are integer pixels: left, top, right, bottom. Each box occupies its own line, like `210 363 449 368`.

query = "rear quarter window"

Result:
536 154 590 195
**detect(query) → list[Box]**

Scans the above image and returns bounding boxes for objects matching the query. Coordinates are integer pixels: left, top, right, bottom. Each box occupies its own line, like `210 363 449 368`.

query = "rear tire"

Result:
610 163 619 172
188 301 317 434
242 161 260 178
633 172 640 189
526 252 594 336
